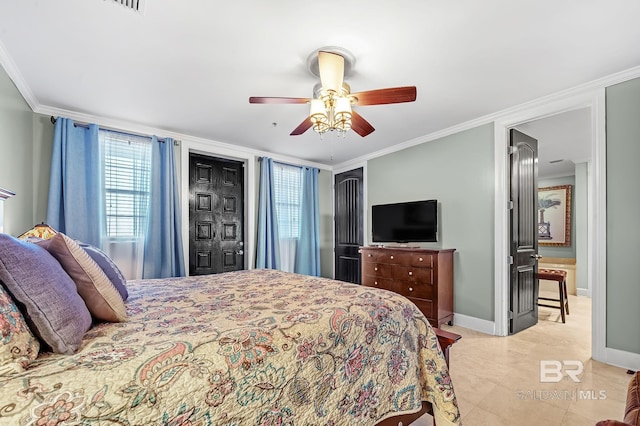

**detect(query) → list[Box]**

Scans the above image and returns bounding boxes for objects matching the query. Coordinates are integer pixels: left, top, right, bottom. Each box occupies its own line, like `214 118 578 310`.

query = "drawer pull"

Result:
390 255 394 259
368 254 372 257
419 257 423 262
374 281 378 286
409 287 413 292
408 271 413 276
374 267 378 271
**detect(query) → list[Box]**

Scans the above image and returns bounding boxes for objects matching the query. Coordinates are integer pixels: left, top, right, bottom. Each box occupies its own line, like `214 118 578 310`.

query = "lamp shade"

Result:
334 97 352 131
18 223 58 241
310 99 328 123
334 97 352 117
310 98 329 133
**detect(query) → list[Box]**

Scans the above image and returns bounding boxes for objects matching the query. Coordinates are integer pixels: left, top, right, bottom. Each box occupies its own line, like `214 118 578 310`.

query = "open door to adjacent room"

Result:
509 129 541 334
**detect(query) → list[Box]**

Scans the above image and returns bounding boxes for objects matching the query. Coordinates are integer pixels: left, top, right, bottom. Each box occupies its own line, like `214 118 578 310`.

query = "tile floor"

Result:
414 291 633 425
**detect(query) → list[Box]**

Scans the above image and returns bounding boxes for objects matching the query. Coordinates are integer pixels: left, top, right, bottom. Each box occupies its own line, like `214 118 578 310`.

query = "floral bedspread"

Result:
0 269 460 425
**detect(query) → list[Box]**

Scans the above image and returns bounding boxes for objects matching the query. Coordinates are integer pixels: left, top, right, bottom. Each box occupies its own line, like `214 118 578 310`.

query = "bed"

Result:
1 257 461 425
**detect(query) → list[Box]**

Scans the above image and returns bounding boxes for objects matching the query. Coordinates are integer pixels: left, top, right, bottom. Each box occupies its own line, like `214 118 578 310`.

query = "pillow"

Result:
0 283 39 375
38 233 127 323
78 243 128 300
0 234 92 354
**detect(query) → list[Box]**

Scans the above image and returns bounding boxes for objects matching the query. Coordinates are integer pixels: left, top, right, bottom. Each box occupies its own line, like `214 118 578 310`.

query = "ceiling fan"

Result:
249 47 417 137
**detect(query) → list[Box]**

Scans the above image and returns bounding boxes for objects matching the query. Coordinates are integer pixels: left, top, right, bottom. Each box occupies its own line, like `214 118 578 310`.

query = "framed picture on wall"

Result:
538 184 572 247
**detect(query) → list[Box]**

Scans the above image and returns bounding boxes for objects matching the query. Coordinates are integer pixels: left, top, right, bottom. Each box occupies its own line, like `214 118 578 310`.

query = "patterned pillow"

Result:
0 234 92 354
38 233 127 323
0 283 39 375
79 243 128 300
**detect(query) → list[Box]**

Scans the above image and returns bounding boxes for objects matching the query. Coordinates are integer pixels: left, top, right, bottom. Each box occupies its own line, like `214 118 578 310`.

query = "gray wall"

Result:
0 65 52 236
606 77 640 354
367 124 495 321
318 169 333 278
538 175 576 259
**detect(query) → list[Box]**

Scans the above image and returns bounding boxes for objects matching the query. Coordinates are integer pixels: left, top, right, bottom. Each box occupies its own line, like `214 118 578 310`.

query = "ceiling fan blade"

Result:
318 51 344 93
290 117 313 136
351 86 417 106
249 97 310 104
351 110 375 137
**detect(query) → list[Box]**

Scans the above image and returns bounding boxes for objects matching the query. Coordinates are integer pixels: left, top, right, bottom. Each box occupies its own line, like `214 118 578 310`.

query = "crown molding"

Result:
38 105 332 171
333 65 640 170
0 39 39 111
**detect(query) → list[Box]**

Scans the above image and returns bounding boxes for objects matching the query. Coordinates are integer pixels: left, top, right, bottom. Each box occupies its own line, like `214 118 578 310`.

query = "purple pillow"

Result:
0 234 92 354
79 243 128 301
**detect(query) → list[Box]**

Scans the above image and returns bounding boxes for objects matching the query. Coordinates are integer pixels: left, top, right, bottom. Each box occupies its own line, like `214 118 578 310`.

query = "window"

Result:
272 162 302 239
99 130 152 239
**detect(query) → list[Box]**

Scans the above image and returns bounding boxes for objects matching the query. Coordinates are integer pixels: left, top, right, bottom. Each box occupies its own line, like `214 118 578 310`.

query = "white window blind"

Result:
273 162 302 239
99 130 152 239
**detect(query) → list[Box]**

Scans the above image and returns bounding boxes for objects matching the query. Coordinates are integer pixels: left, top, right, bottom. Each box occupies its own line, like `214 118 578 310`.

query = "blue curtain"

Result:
295 167 320 276
256 157 281 269
46 118 103 247
142 137 185 278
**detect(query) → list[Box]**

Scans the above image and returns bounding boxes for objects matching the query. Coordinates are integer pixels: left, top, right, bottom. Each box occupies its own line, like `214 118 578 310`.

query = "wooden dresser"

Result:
360 246 456 327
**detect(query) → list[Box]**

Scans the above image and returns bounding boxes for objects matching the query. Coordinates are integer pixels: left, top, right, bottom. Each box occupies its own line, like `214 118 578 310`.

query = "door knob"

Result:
531 254 542 260
236 250 244 255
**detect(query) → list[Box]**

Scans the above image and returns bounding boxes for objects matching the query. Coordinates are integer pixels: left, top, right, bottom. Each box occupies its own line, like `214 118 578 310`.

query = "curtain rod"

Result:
50 116 180 146
258 156 320 172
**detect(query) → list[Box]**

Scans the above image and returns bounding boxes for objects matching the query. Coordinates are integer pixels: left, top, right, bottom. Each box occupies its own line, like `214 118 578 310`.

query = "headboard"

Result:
0 187 16 233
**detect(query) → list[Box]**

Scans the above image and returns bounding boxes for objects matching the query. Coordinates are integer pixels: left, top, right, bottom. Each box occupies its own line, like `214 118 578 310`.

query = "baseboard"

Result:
452 313 495 335
600 347 640 372
577 287 591 298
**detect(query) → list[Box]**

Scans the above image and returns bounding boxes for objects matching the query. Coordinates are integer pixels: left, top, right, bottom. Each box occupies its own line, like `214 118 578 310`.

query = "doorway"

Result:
494 89 606 361
334 167 364 283
188 153 245 275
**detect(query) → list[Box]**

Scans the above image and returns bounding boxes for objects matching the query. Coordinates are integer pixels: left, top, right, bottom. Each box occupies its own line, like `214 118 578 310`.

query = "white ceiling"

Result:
0 0 639 166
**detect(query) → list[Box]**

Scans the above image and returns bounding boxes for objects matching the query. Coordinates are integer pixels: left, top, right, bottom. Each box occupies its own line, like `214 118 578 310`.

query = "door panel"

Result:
334 168 363 283
509 129 539 334
189 154 244 275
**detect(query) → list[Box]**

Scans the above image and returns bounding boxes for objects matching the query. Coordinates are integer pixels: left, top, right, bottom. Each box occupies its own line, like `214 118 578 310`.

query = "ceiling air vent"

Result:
108 0 146 13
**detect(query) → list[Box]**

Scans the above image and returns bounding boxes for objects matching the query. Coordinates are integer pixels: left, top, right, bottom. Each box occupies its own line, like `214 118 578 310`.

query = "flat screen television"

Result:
371 200 438 243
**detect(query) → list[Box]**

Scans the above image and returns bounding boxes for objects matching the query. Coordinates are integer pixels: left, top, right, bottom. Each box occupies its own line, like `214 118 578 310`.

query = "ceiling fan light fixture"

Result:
334 96 352 131
249 47 416 138
309 94 353 137
310 99 329 133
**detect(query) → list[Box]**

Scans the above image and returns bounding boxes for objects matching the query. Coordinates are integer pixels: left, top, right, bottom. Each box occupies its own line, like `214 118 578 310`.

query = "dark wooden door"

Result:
509 129 540 334
334 167 363 283
189 154 244 275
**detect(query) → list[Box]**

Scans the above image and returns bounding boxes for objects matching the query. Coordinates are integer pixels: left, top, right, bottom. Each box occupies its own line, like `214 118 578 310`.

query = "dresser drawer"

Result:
362 250 408 264
362 261 393 278
362 275 395 291
410 253 434 268
395 279 433 300
392 266 433 284
362 250 387 263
